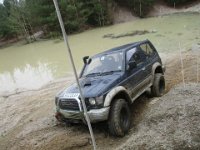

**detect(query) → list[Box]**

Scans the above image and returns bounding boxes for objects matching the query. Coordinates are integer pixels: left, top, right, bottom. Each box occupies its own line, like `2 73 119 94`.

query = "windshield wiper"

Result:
85 72 101 77
100 70 121 76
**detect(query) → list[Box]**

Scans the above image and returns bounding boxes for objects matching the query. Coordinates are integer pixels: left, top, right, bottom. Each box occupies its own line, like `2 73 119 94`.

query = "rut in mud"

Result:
0 50 200 150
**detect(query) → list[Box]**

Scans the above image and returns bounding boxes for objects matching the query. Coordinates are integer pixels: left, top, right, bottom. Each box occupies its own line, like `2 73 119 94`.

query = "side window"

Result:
126 47 146 69
126 48 136 63
140 43 154 56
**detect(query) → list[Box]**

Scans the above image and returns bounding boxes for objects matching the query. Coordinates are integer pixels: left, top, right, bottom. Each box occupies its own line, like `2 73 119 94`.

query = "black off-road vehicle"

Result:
55 40 165 136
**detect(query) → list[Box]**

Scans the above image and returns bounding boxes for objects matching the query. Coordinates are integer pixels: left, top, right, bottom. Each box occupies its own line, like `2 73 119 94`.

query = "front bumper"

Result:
57 107 110 123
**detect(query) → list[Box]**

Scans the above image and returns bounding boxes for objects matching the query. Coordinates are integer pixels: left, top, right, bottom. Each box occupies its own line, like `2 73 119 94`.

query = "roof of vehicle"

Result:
94 39 149 57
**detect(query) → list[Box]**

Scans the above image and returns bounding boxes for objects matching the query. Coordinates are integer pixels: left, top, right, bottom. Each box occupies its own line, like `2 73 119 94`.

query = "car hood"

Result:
60 73 123 98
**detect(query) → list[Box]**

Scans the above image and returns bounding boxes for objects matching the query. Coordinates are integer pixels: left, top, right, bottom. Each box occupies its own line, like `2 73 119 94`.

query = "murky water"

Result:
0 13 200 94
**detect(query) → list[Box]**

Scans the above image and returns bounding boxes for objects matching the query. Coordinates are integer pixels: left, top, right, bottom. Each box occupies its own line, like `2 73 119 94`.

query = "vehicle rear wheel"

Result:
108 99 131 137
151 73 165 97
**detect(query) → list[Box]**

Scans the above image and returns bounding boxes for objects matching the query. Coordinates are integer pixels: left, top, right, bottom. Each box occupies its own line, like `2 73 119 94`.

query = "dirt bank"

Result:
114 1 200 23
148 0 200 17
118 83 200 150
0 50 199 150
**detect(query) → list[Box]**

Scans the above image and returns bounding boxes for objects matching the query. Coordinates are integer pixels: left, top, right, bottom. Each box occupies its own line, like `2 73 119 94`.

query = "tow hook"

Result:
55 112 63 121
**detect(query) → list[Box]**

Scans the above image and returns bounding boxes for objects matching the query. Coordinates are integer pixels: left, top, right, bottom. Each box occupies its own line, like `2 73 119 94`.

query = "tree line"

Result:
0 0 111 41
0 0 196 41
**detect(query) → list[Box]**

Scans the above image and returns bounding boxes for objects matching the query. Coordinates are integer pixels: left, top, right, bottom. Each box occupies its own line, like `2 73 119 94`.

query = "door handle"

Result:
142 67 146 71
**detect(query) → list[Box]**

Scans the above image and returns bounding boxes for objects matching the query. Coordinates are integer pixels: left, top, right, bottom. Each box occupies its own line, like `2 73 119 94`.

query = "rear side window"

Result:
140 43 155 56
126 47 146 67
126 48 136 63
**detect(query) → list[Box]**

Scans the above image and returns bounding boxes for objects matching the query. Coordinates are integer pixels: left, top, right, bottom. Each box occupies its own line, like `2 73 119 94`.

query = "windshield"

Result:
82 51 123 77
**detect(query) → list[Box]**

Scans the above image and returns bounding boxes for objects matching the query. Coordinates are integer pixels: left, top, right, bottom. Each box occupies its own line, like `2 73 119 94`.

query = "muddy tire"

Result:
151 73 165 97
108 99 131 137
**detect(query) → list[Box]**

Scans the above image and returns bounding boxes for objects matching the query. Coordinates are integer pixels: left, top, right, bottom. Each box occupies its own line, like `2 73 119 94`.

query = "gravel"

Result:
118 83 200 150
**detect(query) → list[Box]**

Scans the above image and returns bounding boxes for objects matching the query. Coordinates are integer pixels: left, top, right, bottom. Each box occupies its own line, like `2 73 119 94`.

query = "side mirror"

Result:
83 56 89 64
128 60 137 70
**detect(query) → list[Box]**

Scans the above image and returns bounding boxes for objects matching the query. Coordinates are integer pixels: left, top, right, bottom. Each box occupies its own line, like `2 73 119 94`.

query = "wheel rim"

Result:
120 107 129 130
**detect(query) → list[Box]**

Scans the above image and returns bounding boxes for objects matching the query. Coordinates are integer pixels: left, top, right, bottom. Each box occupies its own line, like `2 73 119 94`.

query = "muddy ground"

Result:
0 50 200 150
119 83 200 150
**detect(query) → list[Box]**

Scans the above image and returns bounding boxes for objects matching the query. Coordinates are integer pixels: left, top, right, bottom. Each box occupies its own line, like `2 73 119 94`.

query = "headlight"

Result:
89 98 96 105
96 96 104 105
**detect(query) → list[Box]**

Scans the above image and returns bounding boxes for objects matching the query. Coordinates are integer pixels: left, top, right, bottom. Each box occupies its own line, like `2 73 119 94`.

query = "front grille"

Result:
59 99 79 111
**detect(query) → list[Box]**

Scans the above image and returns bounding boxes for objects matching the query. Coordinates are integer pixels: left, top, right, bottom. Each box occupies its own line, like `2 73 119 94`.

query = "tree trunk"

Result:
98 0 104 26
72 0 79 19
27 18 36 41
140 0 142 17
21 16 30 43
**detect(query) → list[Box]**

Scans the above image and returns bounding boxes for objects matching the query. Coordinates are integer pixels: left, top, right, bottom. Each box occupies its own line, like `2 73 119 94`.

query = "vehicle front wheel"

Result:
108 99 131 137
151 73 165 97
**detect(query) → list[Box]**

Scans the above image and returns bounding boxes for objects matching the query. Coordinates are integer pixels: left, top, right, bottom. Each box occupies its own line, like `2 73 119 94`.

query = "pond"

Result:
0 13 200 94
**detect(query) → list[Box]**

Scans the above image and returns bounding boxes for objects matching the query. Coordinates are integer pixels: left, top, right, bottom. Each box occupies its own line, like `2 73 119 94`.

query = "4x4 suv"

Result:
55 40 165 136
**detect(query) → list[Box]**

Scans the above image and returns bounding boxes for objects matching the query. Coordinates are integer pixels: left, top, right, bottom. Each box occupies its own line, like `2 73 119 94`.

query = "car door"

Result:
123 47 147 99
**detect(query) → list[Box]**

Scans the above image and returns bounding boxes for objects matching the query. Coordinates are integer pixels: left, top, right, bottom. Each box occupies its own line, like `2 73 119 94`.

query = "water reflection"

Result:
0 63 53 96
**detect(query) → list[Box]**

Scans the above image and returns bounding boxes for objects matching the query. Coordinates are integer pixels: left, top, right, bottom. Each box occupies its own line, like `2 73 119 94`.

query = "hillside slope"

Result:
118 83 200 150
113 1 200 23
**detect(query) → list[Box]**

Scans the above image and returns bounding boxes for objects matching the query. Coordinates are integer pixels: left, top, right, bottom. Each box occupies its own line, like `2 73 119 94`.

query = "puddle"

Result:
0 63 53 96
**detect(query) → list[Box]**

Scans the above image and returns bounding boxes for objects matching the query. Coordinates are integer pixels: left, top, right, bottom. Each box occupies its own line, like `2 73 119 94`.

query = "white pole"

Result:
197 54 199 83
179 42 186 88
52 0 97 150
